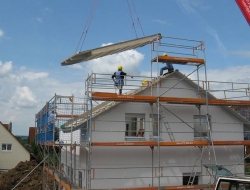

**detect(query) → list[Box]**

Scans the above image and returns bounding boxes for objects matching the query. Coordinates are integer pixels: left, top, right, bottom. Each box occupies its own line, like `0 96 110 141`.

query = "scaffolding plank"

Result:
91 92 250 106
209 99 250 106
159 97 205 104
152 56 205 66
91 140 250 146
110 184 211 190
56 114 80 118
92 92 157 102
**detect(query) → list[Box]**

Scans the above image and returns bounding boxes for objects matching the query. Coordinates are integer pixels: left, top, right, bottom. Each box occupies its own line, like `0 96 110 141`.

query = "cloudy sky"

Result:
0 0 250 135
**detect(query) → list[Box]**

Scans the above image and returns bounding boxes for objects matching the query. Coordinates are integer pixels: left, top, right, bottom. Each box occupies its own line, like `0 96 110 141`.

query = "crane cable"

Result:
76 0 98 53
131 0 145 36
126 0 138 38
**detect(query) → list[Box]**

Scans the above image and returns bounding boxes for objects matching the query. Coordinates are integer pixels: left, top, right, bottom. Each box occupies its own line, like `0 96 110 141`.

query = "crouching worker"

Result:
112 65 133 95
160 53 174 76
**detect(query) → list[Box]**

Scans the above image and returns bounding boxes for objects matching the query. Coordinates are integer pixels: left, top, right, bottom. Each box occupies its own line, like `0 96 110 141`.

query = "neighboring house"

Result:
0 121 30 173
58 71 250 189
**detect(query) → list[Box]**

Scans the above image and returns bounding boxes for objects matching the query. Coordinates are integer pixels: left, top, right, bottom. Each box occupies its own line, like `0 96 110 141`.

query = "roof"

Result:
173 71 250 126
64 70 250 130
0 122 31 155
61 33 162 66
0 121 9 130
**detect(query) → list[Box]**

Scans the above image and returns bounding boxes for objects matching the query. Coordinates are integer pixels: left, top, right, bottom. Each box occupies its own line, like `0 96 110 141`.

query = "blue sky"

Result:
0 0 250 135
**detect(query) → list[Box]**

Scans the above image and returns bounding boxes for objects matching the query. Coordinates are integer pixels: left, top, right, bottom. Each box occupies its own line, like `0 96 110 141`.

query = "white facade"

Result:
0 123 30 172
60 72 247 189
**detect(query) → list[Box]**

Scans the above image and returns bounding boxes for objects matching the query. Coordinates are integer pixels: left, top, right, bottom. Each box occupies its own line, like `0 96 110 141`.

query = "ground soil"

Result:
0 160 57 190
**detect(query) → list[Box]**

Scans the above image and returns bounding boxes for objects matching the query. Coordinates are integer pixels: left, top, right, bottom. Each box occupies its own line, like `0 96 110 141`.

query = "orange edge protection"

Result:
91 140 250 146
91 92 250 106
45 167 71 190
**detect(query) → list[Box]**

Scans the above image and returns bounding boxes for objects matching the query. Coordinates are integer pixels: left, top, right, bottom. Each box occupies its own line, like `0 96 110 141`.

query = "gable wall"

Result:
0 125 30 171
61 74 245 189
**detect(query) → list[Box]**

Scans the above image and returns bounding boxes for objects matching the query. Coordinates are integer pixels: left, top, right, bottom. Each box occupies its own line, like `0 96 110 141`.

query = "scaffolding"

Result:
35 94 89 189
36 35 250 190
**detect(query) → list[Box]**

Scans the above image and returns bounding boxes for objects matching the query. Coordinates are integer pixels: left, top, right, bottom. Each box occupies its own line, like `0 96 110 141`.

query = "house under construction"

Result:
35 33 250 190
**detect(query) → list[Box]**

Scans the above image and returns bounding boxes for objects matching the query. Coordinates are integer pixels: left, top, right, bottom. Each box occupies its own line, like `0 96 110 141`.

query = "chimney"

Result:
8 121 12 133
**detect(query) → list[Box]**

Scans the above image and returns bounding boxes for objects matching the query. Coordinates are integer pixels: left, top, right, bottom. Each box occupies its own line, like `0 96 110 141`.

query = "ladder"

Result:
159 104 175 141
187 146 205 185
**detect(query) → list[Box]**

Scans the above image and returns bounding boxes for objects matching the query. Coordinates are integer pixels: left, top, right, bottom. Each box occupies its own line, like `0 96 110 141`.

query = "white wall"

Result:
61 73 245 189
0 125 30 171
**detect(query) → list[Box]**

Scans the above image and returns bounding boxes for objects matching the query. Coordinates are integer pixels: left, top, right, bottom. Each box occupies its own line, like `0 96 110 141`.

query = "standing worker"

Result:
112 65 133 95
159 53 174 76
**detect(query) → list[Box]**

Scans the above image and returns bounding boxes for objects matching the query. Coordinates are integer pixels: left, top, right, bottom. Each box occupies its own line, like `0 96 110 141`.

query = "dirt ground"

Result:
0 160 57 190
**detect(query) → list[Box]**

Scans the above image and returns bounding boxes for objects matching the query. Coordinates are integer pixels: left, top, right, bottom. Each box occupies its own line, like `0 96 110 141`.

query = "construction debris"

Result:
0 160 56 190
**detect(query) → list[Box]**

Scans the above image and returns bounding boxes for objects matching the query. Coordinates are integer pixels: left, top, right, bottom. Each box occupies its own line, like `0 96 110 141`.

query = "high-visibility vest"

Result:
115 71 124 85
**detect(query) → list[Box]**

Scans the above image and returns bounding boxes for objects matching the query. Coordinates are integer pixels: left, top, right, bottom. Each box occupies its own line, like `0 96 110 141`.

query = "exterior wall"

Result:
60 73 246 189
0 124 30 172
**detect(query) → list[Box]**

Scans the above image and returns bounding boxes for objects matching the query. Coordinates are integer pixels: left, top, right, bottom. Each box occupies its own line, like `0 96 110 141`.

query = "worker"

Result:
48 110 56 131
159 53 174 76
112 65 133 95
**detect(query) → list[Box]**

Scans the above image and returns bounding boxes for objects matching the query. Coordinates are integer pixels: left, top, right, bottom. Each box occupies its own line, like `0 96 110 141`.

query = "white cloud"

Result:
69 64 84 70
37 17 43 23
10 86 37 108
0 29 4 37
0 61 12 77
152 19 167 25
182 65 250 99
84 49 144 77
232 50 250 58
21 72 48 80
44 7 53 13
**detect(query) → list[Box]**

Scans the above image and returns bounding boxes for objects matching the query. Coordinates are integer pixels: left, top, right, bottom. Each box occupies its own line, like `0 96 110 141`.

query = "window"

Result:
125 114 145 138
79 171 82 188
182 173 199 185
239 182 250 190
150 114 161 138
194 115 211 139
216 179 250 190
81 122 89 142
218 181 231 190
2 144 12 151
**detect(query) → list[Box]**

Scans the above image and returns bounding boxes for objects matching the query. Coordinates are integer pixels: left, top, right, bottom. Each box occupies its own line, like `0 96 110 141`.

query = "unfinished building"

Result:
35 34 250 190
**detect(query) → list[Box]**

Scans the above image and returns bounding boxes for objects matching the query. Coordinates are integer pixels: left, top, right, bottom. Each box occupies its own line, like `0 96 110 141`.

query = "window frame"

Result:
193 115 211 140
125 113 145 140
78 171 82 188
182 172 200 185
1 144 12 152
150 114 161 140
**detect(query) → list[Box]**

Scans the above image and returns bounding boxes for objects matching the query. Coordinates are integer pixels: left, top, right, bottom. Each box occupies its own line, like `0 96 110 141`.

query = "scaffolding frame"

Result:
36 35 250 190
82 36 250 189
35 94 89 190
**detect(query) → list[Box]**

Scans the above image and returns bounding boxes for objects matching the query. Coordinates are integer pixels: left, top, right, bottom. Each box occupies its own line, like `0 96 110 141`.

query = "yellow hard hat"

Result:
142 79 149 86
163 53 167 56
118 65 123 70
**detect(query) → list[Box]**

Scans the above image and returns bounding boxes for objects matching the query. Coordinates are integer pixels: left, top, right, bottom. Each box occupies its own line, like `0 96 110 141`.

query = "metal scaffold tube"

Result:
35 34 250 189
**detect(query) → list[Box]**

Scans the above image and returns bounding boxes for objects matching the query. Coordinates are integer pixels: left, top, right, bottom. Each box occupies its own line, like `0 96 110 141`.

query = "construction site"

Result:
35 33 250 190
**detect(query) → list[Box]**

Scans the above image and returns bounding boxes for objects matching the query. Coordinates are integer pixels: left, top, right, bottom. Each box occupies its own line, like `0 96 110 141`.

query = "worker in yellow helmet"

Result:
111 65 133 95
160 53 174 76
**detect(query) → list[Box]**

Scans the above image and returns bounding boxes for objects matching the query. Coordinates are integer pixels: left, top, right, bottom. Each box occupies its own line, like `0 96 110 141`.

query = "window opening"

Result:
150 114 161 138
239 182 250 190
183 173 199 185
125 114 145 138
81 122 89 142
2 144 12 151
194 115 211 139
79 171 82 188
